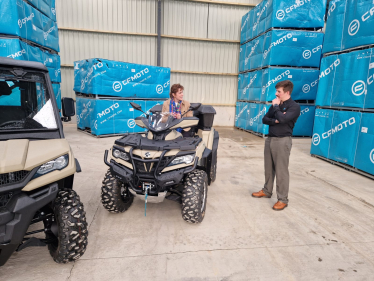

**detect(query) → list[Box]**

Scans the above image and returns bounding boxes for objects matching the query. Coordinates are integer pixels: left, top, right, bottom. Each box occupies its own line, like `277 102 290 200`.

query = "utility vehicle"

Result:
0 57 87 266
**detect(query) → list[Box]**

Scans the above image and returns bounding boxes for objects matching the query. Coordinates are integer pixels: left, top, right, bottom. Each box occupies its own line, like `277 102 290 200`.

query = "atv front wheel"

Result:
101 169 134 213
46 189 88 263
181 170 208 223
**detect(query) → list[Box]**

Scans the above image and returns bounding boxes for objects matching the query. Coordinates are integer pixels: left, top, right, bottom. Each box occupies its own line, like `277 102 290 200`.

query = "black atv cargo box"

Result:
192 104 216 130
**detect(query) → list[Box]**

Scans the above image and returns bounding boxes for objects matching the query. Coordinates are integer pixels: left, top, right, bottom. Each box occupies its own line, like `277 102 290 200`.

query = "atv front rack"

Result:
104 149 198 195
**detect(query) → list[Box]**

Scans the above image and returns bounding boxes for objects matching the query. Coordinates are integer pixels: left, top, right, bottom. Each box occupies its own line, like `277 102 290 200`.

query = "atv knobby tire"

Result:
209 153 217 184
182 170 208 223
101 169 134 213
48 189 88 263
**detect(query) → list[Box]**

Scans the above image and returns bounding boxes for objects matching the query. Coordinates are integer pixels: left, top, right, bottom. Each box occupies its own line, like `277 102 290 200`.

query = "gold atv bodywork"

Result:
106 128 215 173
0 139 76 191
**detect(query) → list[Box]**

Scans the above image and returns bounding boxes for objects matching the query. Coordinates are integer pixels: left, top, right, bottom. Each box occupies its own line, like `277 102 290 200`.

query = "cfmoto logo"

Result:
276 10 285 20
302 84 311 93
370 149 374 164
351 80 366 96
113 82 122 92
312 133 321 146
128 119 136 128
145 152 151 158
303 50 312 59
348 20 360 36
156 85 163 94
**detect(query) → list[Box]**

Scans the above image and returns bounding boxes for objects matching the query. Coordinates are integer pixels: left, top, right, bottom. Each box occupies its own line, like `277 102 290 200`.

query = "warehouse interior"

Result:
1 0 374 280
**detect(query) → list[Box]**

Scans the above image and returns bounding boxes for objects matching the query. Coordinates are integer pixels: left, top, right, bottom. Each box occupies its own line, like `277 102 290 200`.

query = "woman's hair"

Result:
170 83 184 99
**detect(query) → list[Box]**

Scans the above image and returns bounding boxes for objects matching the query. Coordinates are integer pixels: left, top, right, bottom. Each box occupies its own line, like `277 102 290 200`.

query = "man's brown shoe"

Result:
272 201 288 211
252 190 271 198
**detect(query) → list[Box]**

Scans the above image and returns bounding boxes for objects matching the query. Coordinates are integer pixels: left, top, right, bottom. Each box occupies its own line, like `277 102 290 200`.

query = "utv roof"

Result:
0 57 48 72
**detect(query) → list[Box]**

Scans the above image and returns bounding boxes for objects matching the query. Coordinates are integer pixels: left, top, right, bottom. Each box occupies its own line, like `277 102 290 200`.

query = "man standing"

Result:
252 80 300 211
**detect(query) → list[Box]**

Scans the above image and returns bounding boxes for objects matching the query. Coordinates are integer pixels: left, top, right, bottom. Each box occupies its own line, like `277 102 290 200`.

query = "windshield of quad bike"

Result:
0 69 58 131
147 112 178 132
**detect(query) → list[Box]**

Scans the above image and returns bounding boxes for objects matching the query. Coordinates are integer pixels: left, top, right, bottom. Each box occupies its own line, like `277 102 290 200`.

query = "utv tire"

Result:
182 170 208 223
47 189 88 263
101 169 134 213
209 154 217 184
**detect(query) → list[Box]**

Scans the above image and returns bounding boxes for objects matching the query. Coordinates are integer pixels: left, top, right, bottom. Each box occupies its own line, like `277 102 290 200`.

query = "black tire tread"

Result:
49 189 88 263
101 169 134 213
181 170 208 224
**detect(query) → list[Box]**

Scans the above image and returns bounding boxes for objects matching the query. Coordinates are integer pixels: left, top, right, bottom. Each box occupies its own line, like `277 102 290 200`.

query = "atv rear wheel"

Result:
209 153 217 184
181 170 208 223
46 189 88 263
101 169 134 213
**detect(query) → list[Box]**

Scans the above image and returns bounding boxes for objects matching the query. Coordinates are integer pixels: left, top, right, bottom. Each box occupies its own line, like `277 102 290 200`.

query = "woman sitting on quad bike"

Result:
162 83 193 137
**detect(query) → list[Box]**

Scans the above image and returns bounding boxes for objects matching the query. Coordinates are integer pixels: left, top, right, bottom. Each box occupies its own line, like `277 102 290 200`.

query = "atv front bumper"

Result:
104 150 198 195
0 183 58 266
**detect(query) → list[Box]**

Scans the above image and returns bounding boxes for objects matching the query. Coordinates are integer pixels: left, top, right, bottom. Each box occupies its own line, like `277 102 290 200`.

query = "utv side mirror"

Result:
130 102 142 111
190 103 201 110
62 97 75 122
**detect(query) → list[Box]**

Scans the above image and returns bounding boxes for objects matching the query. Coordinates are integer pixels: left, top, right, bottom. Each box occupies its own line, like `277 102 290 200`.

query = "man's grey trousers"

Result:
262 136 292 204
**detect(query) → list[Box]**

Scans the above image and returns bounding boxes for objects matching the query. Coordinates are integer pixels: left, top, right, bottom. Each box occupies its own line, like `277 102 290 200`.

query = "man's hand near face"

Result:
272 97 281 106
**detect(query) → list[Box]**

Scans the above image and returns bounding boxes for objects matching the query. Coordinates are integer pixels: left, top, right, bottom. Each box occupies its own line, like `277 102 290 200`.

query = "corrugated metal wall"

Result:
56 0 259 105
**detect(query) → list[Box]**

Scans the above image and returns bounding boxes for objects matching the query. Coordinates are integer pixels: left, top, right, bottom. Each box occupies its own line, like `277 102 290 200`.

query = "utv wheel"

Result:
46 189 88 263
101 169 134 213
181 170 208 224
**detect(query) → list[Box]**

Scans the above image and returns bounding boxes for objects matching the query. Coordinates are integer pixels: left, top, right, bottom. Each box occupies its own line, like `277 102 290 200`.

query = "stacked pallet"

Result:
74 58 170 137
0 0 61 110
311 0 374 177
236 0 327 137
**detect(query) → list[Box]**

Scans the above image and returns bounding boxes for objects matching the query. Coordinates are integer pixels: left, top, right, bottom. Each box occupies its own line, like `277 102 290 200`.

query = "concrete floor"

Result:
1 125 374 281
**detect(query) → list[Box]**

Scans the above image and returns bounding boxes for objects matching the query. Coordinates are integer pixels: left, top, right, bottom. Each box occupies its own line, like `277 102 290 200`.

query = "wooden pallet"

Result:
311 154 374 180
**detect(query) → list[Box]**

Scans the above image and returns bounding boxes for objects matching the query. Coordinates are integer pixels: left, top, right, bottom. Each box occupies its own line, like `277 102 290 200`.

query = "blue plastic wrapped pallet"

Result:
323 0 374 54
354 112 374 175
293 105 315 137
74 59 170 99
0 0 59 52
238 67 319 102
262 67 319 101
316 47 374 109
311 109 374 175
76 97 166 136
241 0 327 44
311 108 361 166
27 0 57 22
239 30 324 72
0 37 61 83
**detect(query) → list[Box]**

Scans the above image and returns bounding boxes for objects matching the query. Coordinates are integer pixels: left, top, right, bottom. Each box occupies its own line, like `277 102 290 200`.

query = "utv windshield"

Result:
148 112 176 132
0 69 58 131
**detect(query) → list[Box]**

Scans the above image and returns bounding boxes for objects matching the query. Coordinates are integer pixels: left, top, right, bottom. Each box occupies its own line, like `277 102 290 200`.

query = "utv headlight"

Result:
168 155 195 166
33 154 69 179
112 149 130 161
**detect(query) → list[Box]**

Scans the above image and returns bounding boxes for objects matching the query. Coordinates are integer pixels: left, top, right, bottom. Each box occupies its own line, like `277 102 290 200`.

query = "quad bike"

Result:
0 57 88 266
102 101 219 223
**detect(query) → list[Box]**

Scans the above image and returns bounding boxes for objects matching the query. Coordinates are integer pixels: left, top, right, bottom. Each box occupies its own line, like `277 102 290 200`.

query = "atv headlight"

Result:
33 154 69 179
112 149 130 161
168 154 195 166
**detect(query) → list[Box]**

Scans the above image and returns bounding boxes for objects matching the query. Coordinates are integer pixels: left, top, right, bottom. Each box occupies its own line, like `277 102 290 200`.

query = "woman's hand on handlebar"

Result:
171 112 181 119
